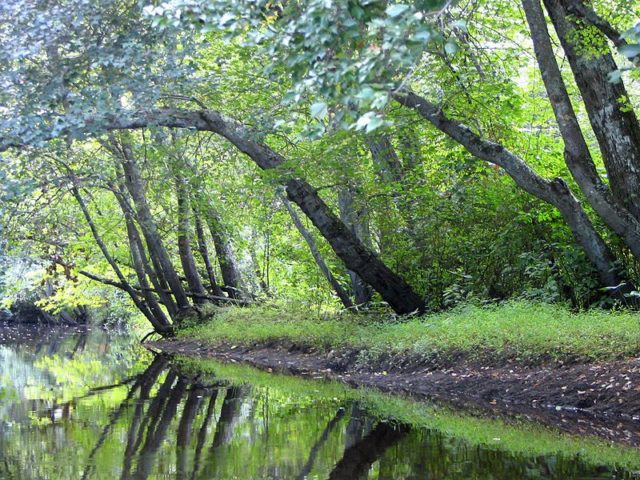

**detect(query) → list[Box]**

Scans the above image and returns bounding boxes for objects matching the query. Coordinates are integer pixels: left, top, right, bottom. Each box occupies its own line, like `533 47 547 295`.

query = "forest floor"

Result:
148 301 640 444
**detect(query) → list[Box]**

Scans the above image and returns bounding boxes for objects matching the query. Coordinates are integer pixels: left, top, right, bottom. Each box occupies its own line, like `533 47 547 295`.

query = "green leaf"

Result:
608 70 622 84
365 115 384 133
619 44 640 59
310 102 328 120
386 4 410 18
444 40 458 55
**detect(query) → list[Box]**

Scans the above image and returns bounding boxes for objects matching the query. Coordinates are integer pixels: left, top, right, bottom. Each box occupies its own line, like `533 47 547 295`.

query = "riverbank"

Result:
148 301 640 443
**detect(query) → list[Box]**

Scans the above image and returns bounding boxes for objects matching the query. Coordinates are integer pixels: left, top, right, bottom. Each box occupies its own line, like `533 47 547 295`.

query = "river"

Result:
0 323 638 479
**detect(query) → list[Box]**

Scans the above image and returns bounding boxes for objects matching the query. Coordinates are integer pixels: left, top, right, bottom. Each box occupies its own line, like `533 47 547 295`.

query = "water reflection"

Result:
0 325 637 479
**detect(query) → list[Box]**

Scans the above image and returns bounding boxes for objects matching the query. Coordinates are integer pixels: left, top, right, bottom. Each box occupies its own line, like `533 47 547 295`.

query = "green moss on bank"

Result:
176 356 640 471
180 301 640 365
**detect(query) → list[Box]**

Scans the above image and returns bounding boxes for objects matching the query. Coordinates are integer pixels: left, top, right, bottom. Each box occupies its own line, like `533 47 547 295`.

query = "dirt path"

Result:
148 339 640 446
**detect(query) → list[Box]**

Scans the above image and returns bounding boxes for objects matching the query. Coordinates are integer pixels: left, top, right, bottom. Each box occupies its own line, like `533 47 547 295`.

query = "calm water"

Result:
0 324 638 479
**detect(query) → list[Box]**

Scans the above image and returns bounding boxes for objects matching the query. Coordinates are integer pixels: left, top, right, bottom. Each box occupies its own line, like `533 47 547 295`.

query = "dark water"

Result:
0 324 638 479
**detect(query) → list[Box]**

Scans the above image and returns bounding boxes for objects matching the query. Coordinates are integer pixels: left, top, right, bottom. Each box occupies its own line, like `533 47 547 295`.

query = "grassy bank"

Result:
180 301 640 366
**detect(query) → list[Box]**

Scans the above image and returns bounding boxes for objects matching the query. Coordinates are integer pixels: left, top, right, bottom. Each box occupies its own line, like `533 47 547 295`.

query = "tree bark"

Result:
286 178 424 313
124 209 173 329
543 0 640 219
193 205 225 298
174 172 208 305
366 134 404 184
522 0 640 284
203 202 245 298
186 158 245 298
70 186 171 333
112 183 177 323
113 181 180 318
338 186 374 306
394 91 629 293
282 195 354 309
562 0 624 47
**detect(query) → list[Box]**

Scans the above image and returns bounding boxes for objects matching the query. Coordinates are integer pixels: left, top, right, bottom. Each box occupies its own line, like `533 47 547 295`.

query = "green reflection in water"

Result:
0 325 638 479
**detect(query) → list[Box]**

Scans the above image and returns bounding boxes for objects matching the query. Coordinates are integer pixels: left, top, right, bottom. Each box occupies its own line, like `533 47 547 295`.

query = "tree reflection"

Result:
2 334 631 480
328 421 408 480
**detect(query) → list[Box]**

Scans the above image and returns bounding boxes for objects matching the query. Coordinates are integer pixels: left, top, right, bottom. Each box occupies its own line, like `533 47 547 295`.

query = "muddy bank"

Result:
147 339 640 446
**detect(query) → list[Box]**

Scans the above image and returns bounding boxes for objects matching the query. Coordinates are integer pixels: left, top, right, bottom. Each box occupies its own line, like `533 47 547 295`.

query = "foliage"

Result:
149 0 451 132
1 0 640 327
0 0 196 146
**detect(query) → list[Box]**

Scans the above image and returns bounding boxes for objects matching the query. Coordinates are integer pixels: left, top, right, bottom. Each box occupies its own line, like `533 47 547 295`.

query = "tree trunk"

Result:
286 178 425 314
112 183 178 320
124 209 173 329
544 0 640 220
174 173 208 305
185 158 245 298
193 206 225 298
282 195 354 309
338 186 374 306
203 202 245 298
116 141 192 312
70 186 170 333
77 109 426 315
365 133 416 255
366 134 404 184
521 0 640 289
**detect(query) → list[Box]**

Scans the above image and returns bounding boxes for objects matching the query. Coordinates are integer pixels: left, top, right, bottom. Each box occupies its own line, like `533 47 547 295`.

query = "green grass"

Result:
176 355 640 470
181 301 640 365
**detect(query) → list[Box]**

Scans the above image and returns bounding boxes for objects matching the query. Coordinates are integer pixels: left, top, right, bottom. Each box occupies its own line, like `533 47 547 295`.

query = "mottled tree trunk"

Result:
395 91 630 294
112 183 178 321
193 206 225 298
287 179 424 314
65 107 426 314
544 0 640 220
174 173 208 305
366 134 404 184
71 186 171 333
124 211 173 328
338 186 374 306
521 0 636 295
203 203 245 298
